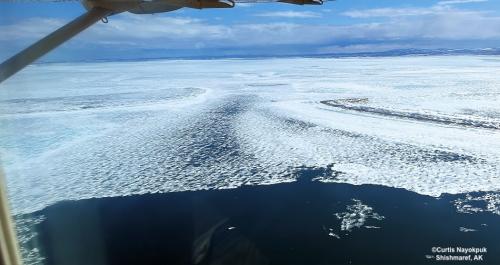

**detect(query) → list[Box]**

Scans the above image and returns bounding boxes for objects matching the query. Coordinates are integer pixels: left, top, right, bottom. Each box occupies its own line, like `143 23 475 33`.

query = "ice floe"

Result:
334 199 384 232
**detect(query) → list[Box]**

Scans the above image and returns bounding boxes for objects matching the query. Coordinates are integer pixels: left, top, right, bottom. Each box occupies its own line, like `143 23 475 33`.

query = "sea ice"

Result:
1 56 500 214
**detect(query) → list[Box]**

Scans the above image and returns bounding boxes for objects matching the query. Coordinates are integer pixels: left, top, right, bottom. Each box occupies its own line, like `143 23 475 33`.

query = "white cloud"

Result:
0 18 64 41
1 1 500 57
254 11 322 18
342 8 436 18
77 12 500 47
342 0 489 18
340 2 500 41
437 0 488 6
235 3 254 7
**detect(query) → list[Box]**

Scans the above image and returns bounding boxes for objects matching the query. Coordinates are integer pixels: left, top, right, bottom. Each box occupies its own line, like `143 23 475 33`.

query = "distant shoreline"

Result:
29 48 500 65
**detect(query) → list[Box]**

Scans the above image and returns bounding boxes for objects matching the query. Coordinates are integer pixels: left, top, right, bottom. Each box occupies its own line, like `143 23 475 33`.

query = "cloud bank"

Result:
1 0 499 60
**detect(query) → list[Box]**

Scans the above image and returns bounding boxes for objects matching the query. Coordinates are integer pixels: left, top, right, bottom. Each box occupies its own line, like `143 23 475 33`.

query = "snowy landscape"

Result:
1 55 500 215
2 55 500 264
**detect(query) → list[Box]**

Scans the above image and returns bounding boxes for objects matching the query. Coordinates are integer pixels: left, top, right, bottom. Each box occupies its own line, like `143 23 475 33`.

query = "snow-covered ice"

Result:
334 199 384 232
1 56 500 214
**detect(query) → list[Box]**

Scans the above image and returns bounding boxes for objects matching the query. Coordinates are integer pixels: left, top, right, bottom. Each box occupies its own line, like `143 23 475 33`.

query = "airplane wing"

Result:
0 0 329 83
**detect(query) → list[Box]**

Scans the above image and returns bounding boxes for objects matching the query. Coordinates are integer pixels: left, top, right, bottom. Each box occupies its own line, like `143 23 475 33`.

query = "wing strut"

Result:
0 7 112 84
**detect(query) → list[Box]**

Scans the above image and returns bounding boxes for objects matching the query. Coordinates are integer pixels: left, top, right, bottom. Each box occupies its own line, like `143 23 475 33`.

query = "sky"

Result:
1 0 500 61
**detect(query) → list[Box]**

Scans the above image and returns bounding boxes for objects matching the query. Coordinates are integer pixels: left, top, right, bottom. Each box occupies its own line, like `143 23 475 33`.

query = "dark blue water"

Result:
23 169 500 265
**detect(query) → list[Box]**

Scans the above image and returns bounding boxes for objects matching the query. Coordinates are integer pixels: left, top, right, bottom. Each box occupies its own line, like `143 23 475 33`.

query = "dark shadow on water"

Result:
30 170 500 265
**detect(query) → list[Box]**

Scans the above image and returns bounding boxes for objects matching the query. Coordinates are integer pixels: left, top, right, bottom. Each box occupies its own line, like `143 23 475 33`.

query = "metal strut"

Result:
0 7 112 84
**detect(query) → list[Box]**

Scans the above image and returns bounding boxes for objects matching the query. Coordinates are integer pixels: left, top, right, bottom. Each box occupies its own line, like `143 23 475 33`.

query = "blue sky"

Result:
1 0 500 61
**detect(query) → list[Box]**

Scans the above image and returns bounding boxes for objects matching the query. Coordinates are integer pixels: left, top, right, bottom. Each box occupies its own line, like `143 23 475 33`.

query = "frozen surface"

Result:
334 199 384 233
454 193 500 215
1 56 500 214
